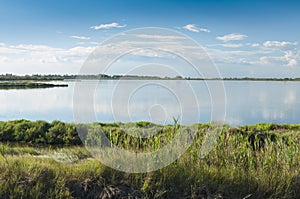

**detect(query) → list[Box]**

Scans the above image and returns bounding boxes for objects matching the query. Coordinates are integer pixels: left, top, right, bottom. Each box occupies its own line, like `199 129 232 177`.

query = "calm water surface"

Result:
0 80 299 126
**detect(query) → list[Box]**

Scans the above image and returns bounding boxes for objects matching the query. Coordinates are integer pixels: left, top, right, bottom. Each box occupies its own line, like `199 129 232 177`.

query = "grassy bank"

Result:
0 82 68 89
0 120 299 198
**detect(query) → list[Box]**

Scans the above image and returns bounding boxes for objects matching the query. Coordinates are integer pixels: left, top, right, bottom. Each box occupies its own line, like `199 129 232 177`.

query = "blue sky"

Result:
0 0 300 77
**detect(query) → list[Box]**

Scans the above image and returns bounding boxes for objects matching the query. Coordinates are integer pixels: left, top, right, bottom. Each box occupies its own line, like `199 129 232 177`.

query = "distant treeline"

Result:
2 73 300 81
0 74 66 81
0 74 183 81
203 77 300 81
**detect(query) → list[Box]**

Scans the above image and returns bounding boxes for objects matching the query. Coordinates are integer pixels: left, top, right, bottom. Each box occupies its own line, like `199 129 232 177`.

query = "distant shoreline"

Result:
1 74 300 82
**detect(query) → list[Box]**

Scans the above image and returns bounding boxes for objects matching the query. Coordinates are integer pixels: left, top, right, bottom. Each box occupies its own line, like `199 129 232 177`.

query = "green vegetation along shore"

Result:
0 82 68 89
0 120 299 198
1 73 300 82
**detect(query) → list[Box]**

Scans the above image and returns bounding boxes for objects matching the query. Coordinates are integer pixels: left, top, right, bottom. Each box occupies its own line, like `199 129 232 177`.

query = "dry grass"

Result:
0 122 299 198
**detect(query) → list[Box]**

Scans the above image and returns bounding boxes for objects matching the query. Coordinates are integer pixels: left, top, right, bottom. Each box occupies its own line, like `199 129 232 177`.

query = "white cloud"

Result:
75 41 101 46
205 47 257 65
0 42 5 46
248 41 298 67
67 46 95 56
70 35 91 40
216 33 248 42
263 41 297 47
91 22 126 30
0 46 24 54
1 33 299 75
0 43 96 74
206 42 292 67
284 51 298 67
135 34 185 40
258 50 298 67
247 43 260 47
11 44 63 51
287 59 297 67
130 49 176 58
89 41 100 45
208 43 243 48
259 56 271 65
199 28 211 33
0 56 9 62
182 24 210 33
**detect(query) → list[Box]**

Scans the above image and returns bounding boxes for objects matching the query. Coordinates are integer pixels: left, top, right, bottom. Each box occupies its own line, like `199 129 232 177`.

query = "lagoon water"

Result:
0 80 299 126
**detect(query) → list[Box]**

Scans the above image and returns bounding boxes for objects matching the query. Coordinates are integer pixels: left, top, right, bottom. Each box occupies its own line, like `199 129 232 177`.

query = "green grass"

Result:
0 121 300 198
0 81 68 89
